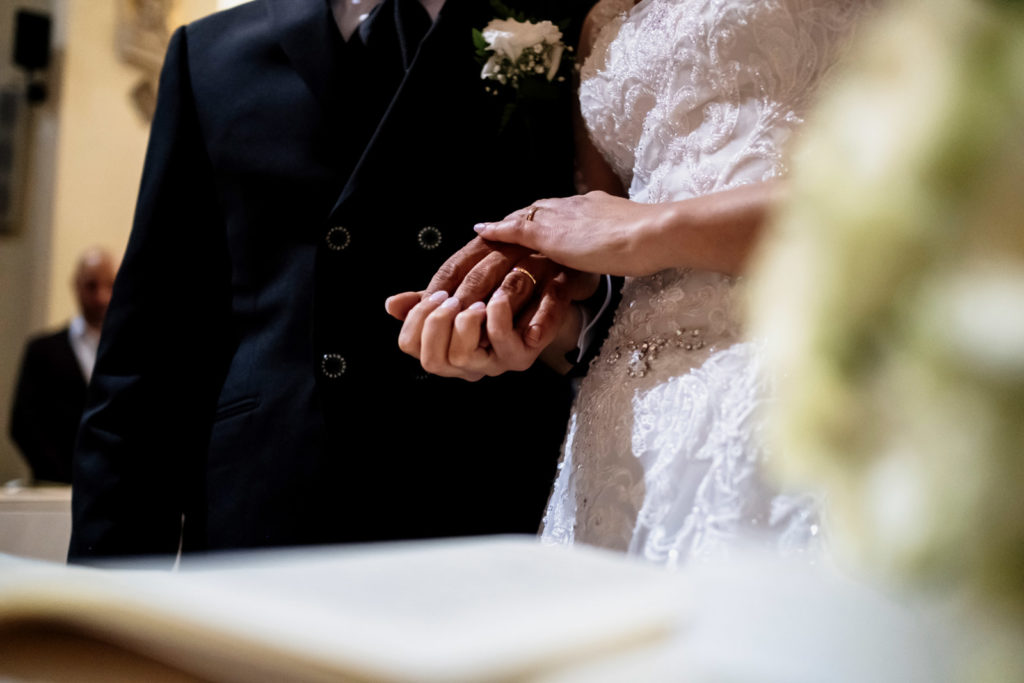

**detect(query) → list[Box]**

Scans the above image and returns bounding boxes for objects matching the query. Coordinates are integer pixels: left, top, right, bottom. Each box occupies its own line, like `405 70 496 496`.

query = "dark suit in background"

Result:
10 329 87 484
71 0 594 561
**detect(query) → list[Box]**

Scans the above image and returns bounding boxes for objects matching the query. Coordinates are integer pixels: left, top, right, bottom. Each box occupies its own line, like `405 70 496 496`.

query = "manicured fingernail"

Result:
440 296 461 310
384 296 393 310
428 290 448 303
473 223 487 233
468 301 486 312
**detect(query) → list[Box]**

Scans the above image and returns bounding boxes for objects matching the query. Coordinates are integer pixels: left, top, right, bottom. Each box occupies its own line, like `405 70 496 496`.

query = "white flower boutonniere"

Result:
472 1 577 131
478 17 567 88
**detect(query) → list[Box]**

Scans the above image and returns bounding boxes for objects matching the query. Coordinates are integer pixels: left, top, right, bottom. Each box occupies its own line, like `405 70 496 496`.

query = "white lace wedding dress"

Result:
541 0 872 566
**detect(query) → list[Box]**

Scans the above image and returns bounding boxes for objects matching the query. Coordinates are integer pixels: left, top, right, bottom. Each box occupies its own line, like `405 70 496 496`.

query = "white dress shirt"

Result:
68 315 101 383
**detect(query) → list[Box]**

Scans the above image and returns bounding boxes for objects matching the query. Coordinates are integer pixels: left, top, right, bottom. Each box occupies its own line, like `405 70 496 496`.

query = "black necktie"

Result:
338 0 434 170
356 0 433 71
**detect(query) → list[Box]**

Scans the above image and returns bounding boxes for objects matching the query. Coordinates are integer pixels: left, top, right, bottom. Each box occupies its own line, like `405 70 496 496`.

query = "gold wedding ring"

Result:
512 266 537 286
525 206 539 221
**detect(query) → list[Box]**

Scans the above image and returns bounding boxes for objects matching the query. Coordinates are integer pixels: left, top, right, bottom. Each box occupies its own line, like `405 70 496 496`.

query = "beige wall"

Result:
0 0 56 482
48 0 219 325
1 0 217 482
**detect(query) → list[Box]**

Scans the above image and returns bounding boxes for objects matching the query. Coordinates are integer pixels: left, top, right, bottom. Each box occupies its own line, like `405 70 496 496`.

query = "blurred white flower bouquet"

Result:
750 0 1024 628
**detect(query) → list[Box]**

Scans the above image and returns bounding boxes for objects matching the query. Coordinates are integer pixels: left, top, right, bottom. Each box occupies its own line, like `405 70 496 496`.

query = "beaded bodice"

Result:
542 0 870 564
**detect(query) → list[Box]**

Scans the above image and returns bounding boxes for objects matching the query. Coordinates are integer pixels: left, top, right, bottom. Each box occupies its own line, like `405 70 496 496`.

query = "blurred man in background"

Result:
10 246 116 484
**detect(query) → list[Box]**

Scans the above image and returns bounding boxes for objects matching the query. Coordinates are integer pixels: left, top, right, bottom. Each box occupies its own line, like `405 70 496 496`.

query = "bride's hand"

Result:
475 184 781 278
473 191 669 277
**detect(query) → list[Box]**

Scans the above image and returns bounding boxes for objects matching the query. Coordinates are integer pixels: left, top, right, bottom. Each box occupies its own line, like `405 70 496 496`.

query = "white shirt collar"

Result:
331 0 384 41
68 315 101 383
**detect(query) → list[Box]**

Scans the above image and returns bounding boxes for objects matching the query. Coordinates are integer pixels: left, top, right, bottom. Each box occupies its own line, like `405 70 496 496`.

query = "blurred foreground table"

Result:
0 484 71 562
0 536 976 682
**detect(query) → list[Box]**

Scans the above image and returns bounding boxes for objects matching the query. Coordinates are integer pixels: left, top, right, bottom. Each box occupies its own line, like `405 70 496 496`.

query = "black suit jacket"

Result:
10 327 87 484
70 0 595 560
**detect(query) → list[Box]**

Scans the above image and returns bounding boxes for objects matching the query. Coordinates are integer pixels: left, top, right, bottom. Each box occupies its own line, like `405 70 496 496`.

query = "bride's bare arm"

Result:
573 9 627 198
474 181 783 278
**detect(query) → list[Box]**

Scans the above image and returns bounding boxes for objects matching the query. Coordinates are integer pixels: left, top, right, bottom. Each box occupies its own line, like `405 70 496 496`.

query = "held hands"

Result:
473 191 668 277
386 237 598 381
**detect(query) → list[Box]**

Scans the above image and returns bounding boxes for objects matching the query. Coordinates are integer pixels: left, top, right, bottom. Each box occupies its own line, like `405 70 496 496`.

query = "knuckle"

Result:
421 357 443 374
547 279 569 302
501 271 532 298
461 268 492 293
397 333 417 356
430 261 461 288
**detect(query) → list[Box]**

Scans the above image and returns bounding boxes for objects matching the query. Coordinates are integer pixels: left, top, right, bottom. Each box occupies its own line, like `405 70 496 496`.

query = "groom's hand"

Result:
387 236 598 378
397 256 594 381
389 236 564 360
385 236 532 321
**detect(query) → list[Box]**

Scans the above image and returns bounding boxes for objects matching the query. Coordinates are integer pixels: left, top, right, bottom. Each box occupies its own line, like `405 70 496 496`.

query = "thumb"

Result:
385 291 424 320
473 214 533 249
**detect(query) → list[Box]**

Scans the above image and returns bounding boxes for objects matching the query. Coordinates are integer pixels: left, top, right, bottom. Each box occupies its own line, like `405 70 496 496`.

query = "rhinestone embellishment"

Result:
417 226 442 250
605 327 706 378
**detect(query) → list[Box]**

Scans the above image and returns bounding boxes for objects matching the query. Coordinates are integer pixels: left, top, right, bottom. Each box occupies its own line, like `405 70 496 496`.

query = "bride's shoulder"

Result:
579 0 637 61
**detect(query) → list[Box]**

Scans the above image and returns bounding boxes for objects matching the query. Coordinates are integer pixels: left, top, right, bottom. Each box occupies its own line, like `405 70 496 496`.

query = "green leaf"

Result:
489 0 513 19
472 28 488 52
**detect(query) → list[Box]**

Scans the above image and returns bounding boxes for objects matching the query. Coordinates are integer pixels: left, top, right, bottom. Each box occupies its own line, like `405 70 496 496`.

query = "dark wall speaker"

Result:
13 10 52 72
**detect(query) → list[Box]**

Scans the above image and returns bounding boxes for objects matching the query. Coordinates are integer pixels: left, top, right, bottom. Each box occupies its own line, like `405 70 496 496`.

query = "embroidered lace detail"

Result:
542 0 872 565
580 0 870 202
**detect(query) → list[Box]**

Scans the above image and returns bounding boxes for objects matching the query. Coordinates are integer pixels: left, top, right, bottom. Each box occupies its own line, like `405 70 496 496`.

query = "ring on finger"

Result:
525 206 539 221
511 266 537 286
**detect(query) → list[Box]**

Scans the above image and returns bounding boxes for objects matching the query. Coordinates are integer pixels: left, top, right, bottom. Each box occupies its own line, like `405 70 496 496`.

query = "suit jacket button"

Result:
417 226 442 250
326 226 351 251
320 353 347 378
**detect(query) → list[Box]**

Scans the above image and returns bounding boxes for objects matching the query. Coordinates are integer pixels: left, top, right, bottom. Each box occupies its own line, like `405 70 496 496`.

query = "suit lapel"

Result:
267 0 460 207
329 0 476 216
266 0 347 119
264 0 485 216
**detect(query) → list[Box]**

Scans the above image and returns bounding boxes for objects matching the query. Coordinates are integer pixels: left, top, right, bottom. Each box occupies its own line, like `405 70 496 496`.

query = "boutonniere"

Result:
472 0 576 128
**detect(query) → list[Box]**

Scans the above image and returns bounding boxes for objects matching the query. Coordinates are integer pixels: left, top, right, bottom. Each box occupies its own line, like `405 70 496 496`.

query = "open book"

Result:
0 536 686 682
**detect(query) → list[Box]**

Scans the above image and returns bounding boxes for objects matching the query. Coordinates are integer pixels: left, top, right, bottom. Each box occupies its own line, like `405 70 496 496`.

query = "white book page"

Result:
0 537 686 682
